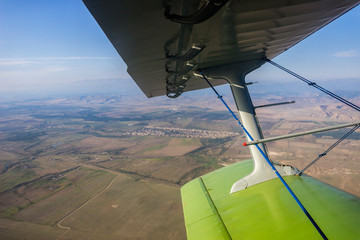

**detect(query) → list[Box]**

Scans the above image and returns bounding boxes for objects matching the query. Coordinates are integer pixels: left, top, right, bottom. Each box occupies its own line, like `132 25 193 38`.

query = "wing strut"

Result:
200 71 328 240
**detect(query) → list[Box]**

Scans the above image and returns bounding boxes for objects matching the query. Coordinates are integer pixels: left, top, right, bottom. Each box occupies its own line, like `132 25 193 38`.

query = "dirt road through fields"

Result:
87 163 181 187
55 172 117 240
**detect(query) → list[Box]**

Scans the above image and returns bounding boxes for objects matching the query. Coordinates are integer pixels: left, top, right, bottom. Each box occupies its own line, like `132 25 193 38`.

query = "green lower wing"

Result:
181 160 360 239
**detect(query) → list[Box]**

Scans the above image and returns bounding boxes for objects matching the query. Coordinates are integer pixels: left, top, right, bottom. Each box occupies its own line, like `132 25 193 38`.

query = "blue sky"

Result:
0 1 359 98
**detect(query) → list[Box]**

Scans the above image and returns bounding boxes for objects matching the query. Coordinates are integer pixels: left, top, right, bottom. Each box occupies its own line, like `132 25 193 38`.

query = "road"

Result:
55 163 180 239
55 171 117 240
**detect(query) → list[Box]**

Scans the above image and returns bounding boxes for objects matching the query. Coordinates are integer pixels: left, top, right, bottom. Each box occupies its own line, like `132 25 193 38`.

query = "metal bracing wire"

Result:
266 59 360 112
266 58 360 175
299 124 360 175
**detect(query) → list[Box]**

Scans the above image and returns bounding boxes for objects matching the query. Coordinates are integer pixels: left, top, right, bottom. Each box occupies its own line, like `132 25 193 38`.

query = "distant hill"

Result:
1 77 359 103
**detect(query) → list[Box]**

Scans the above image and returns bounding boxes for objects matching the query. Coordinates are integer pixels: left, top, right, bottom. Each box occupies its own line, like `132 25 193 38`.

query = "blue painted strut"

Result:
200 71 328 240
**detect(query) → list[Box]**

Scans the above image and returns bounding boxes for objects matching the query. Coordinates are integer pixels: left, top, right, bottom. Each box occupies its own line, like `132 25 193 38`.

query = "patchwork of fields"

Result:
0 94 359 239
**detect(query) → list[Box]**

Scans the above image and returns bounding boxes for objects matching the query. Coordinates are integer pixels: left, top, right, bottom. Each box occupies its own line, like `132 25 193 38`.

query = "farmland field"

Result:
0 94 359 239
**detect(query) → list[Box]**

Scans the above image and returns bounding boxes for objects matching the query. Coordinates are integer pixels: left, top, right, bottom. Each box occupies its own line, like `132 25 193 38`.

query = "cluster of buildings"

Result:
132 126 239 139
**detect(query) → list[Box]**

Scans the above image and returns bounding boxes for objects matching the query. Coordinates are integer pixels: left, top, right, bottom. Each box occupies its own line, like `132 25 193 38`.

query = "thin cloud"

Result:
0 57 117 66
333 50 358 58
41 66 70 73
0 59 37 66
32 57 117 60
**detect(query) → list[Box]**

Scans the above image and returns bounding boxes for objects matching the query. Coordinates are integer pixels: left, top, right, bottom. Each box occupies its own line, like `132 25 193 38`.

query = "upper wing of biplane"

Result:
83 0 358 98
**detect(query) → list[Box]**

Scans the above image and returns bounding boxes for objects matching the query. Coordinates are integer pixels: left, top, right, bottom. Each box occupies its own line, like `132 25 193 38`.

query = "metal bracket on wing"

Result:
164 0 229 24
165 61 196 98
231 163 299 193
166 62 197 76
165 62 196 98
165 44 205 98
167 44 205 61
166 75 190 98
162 0 211 98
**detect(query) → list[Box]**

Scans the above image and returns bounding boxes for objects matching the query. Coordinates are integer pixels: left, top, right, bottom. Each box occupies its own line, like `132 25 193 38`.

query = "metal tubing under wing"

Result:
254 101 295 109
245 122 360 146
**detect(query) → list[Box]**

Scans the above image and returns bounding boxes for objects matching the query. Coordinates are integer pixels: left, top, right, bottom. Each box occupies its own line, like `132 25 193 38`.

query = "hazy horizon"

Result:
1 1 359 102
1 76 359 103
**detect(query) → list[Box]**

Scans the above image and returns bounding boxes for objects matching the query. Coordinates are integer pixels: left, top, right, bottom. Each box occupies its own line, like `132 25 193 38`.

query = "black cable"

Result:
299 124 360 174
266 59 360 112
